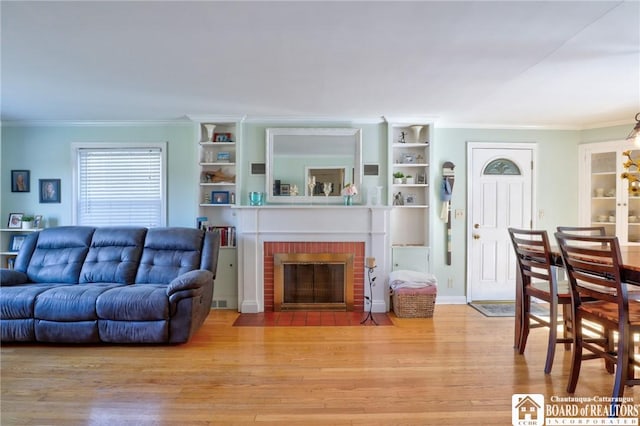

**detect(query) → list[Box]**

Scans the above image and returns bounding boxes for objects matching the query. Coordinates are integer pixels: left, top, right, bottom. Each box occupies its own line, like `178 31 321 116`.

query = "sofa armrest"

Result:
166 269 214 303
0 269 29 286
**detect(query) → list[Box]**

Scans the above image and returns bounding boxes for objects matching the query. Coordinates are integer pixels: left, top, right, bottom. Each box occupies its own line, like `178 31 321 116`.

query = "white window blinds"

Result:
76 146 166 227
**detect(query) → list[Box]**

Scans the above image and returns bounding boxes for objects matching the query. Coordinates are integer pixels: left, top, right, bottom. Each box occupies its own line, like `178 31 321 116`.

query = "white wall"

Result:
1 119 630 300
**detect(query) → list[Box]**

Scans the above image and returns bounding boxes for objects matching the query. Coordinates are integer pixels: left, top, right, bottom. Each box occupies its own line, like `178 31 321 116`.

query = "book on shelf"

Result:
204 225 236 247
196 217 209 230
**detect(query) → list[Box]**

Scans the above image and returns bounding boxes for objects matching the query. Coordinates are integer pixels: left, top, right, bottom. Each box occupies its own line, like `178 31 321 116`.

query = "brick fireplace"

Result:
235 205 390 313
264 241 364 312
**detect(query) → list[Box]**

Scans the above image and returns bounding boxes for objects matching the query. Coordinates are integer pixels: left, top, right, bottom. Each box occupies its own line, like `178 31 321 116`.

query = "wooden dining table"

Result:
513 244 640 349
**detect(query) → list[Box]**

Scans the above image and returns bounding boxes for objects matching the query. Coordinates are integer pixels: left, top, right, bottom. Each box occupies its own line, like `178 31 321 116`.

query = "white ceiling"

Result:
1 1 639 128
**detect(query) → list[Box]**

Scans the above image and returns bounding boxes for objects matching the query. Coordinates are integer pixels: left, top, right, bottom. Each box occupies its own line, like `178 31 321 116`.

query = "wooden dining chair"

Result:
554 232 640 406
508 228 573 374
556 226 606 236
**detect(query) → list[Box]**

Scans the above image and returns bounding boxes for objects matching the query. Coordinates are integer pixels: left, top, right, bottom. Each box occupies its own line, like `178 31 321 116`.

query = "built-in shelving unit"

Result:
194 117 243 309
386 121 432 272
0 228 40 268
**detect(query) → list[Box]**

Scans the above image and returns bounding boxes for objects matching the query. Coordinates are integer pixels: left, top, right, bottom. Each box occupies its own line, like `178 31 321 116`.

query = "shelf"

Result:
392 143 429 148
391 184 429 187
392 163 429 168
200 203 234 207
200 162 236 167
0 251 18 255
199 142 235 146
393 205 429 209
200 183 236 186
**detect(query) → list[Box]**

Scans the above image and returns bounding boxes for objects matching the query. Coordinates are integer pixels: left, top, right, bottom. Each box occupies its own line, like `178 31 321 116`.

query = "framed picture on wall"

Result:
39 179 61 203
11 170 30 192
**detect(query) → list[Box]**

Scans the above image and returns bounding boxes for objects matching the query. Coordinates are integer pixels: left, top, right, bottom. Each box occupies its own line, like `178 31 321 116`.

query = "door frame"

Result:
465 142 537 302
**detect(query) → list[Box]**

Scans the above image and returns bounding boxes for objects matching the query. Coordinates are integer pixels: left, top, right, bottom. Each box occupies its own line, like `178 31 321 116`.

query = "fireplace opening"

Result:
274 253 354 311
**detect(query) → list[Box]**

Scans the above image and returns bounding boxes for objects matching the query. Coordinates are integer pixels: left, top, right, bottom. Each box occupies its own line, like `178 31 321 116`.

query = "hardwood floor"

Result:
1 305 638 425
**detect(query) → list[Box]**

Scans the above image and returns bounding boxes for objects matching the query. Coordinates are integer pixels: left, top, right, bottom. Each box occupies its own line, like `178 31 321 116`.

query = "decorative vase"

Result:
410 125 423 143
343 195 353 206
203 124 216 142
22 221 33 230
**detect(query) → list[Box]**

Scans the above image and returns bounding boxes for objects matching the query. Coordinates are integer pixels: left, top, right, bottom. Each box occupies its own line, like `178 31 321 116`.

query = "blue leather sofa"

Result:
0 226 219 344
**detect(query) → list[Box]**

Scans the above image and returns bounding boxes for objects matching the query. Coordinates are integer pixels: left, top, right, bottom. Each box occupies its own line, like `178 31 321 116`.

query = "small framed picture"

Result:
417 174 426 184
7 213 23 229
280 183 291 196
11 170 30 192
34 215 43 229
211 191 230 204
9 234 26 252
402 153 416 164
405 193 417 205
40 179 61 203
213 133 232 142
217 151 231 162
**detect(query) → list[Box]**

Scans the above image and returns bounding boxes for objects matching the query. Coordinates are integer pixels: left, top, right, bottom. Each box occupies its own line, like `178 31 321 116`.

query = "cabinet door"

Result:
587 149 618 236
392 247 429 273
580 141 639 244
623 148 640 243
212 248 238 309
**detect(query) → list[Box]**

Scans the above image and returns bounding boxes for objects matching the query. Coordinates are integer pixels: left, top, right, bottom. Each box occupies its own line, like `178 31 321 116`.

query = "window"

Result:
483 158 521 175
74 144 166 227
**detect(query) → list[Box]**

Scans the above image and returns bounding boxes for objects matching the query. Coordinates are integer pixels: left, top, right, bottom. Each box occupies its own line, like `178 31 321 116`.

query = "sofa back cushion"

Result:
26 226 95 283
135 227 204 284
79 227 147 284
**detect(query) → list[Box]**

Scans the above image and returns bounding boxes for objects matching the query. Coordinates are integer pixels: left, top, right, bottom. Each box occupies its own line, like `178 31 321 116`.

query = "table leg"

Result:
514 265 523 349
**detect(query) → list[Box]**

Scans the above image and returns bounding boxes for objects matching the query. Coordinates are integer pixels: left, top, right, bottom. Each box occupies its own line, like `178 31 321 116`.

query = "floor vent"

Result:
212 299 228 309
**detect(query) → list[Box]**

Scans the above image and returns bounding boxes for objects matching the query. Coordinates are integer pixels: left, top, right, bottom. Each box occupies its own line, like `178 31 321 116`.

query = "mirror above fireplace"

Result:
265 127 362 204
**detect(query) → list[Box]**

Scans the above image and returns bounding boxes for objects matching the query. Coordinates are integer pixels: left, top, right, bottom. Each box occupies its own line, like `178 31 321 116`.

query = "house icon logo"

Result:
512 394 544 426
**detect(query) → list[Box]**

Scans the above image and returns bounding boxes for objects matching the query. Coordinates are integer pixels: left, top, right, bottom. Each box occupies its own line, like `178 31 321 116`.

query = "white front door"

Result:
467 143 534 301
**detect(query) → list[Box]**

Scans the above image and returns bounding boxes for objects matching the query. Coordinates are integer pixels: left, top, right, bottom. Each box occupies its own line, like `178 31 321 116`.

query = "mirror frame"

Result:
265 127 362 204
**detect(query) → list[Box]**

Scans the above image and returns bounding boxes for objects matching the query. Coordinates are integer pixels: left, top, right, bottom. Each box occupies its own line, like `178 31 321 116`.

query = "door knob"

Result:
473 234 480 240
474 224 480 229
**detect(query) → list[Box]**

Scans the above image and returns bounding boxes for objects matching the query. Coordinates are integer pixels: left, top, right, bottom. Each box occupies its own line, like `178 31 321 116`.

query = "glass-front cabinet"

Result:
579 140 640 243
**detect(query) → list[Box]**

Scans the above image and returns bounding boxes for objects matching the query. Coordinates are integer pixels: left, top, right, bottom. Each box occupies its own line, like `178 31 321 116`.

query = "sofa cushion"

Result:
96 285 169 321
35 319 99 343
0 283 58 319
27 226 95 283
80 227 147 284
34 284 122 321
98 319 168 343
135 227 204 284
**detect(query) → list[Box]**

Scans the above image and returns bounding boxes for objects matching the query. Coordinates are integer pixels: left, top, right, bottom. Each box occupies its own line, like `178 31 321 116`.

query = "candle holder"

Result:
361 262 378 325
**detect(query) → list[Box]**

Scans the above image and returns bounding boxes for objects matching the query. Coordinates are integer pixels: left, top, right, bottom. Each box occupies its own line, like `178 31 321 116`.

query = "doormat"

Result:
469 302 550 318
232 311 393 327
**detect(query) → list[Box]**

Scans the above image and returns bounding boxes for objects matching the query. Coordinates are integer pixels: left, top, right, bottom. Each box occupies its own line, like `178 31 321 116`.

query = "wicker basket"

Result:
392 287 436 318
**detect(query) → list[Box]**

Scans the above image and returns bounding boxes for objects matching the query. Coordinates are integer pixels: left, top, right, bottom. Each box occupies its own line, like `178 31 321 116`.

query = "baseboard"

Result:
434 296 467 305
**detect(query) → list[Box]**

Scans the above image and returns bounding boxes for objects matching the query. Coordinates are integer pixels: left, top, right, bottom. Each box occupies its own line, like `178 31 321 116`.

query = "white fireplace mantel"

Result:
234 205 391 313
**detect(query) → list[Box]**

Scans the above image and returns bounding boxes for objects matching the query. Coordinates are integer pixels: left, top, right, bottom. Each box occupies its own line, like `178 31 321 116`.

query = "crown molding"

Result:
243 115 384 124
0 119 193 127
